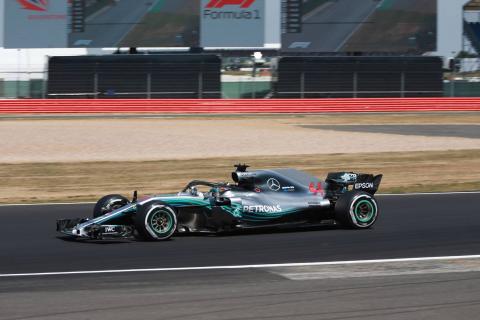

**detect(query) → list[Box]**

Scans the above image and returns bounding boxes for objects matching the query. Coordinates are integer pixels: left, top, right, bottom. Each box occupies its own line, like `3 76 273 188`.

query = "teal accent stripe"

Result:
151 0 166 13
161 198 210 208
378 0 395 10
81 203 138 227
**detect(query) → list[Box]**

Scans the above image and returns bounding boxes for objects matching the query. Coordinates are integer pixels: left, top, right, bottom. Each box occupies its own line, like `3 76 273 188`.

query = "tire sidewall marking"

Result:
144 205 177 240
349 194 378 228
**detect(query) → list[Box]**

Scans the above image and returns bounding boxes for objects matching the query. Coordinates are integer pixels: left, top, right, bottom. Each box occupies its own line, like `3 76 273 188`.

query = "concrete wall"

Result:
0 49 88 80
436 0 470 58
265 0 281 49
0 0 4 47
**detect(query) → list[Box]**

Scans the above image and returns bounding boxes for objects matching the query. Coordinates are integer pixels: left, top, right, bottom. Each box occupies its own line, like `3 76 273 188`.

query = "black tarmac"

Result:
1 193 479 274
302 125 480 139
1 193 479 320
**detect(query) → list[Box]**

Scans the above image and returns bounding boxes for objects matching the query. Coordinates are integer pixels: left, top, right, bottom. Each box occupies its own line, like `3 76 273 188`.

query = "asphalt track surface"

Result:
302 124 480 139
1 193 479 274
1 193 480 319
2 269 480 320
283 0 379 52
69 0 154 47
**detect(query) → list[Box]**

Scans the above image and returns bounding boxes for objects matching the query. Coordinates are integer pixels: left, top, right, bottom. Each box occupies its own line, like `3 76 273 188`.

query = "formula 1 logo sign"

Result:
200 0 264 47
15 0 66 21
4 0 68 48
203 0 260 20
17 0 48 12
206 0 255 8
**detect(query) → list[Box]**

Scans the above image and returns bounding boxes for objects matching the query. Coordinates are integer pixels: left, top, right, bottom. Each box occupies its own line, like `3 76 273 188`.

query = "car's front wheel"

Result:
335 191 379 229
135 202 177 241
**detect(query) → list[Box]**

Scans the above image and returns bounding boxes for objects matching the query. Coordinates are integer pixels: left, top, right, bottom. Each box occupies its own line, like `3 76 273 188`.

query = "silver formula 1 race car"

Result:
57 165 382 241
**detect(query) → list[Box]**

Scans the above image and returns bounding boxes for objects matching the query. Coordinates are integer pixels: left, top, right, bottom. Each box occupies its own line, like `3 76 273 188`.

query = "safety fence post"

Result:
300 72 305 99
353 72 358 98
147 72 152 99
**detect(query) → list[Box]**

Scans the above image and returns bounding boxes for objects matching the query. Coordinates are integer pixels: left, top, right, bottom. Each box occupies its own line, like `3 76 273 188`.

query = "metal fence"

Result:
47 55 222 99
274 71 445 98
274 56 444 98
2 71 247 99
444 80 480 97
5 72 480 99
47 71 220 99
0 71 47 98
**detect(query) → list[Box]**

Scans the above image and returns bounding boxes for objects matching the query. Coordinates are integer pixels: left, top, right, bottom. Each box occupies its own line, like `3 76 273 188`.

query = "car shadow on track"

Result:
55 224 357 244
214 224 344 238
56 236 134 244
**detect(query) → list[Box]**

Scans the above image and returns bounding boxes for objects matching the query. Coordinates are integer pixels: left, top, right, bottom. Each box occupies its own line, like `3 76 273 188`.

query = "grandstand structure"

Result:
464 0 480 54
3 0 480 98
465 0 480 10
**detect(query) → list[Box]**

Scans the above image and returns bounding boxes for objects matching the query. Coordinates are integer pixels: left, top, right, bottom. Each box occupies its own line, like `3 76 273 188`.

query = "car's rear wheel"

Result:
335 191 378 229
135 202 177 241
93 194 130 218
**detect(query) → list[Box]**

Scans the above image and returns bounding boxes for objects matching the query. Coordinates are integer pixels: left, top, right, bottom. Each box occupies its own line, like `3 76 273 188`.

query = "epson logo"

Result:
355 182 374 189
243 205 282 213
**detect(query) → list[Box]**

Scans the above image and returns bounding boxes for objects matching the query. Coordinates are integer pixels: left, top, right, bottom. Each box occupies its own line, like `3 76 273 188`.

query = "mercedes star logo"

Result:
267 178 281 191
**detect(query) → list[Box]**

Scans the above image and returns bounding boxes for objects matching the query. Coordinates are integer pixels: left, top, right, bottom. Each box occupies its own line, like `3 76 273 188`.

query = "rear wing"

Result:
326 172 383 195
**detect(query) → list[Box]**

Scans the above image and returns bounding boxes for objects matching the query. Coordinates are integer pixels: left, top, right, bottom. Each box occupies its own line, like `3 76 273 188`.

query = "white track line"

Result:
2 255 480 278
0 191 478 207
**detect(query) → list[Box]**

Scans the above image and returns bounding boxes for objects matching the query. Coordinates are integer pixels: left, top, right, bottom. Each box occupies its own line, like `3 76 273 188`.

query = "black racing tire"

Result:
335 191 379 229
135 202 177 241
93 194 130 218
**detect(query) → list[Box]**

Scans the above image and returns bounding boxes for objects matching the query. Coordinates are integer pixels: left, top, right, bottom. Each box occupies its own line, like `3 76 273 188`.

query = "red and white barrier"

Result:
0 98 479 114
